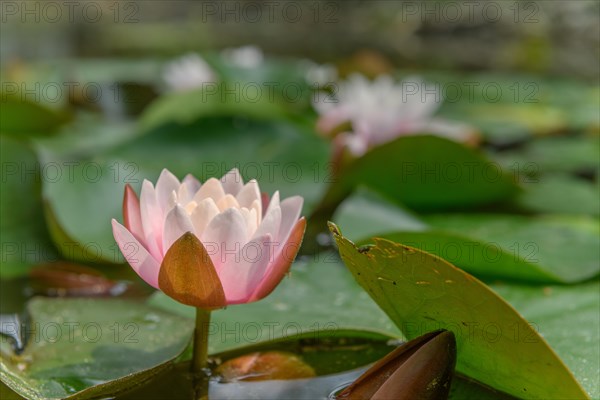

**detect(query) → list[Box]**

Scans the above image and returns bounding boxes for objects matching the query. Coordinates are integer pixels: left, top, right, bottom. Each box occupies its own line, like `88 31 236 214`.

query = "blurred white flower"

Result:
163 53 217 92
305 62 338 88
221 46 264 69
314 74 479 155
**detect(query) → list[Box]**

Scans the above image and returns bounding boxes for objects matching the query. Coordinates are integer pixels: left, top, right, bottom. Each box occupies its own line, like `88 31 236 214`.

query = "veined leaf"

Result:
330 223 589 399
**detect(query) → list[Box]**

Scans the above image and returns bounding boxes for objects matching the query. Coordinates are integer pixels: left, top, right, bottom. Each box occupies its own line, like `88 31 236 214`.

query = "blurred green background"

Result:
2 0 599 78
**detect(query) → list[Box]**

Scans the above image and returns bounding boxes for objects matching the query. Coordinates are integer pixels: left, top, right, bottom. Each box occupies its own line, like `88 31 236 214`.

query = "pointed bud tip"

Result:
336 329 457 400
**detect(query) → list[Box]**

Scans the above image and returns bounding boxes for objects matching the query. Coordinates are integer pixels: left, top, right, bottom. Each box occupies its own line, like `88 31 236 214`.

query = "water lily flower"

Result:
313 74 479 156
111 168 306 308
221 45 264 69
163 53 217 92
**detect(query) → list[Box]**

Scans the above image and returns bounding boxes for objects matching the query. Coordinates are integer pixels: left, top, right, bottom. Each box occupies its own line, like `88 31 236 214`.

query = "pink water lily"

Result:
112 168 305 308
313 74 479 155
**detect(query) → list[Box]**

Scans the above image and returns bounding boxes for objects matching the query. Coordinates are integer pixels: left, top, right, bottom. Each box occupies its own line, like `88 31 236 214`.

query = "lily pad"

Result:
491 135 600 177
210 329 395 377
0 382 23 399
491 281 600 399
332 188 428 243
140 86 293 131
114 329 513 400
334 192 600 283
0 136 58 278
149 251 401 354
330 223 589 399
0 97 70 138
514 174 600 216
317 135 518 217
39 117 329 263
141 53 312 131
0 297 193 400
428 72 600 140
413 214 600 283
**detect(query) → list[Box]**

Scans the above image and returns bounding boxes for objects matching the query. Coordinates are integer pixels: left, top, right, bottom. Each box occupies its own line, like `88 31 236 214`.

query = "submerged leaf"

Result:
29 262 124 297
216 351 316 382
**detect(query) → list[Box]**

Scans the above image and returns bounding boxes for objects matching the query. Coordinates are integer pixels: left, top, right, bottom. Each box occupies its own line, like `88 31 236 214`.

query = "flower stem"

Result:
191 308 211 400
191 307 211 374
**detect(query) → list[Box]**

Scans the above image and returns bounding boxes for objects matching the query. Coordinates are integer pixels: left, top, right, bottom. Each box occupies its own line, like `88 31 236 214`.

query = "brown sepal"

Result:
158 232 226 309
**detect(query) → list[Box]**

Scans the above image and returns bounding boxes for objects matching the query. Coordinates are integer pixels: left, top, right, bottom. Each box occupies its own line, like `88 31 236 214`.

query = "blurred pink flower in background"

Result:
163 53 217 92
112 169 305 308
313 74 479 155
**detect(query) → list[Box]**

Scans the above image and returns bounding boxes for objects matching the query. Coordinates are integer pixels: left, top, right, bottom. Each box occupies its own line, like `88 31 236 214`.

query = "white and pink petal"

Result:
200 208 249 269
162 205 196 254
112 219 161 289
220 168 244 196
218 234 273 304
194 178 226 203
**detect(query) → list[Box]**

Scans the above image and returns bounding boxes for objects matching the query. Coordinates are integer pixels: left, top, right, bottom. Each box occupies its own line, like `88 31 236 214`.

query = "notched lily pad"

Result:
329 223 590 400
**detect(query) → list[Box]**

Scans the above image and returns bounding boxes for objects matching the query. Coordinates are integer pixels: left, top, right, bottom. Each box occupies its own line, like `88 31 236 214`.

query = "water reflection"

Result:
209 367 363 400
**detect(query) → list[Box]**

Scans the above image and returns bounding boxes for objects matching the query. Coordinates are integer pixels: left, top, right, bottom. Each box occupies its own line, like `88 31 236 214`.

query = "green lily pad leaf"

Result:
149 251 401 354
205 52 309 86
0 297 193 400
318 135 518 216
33 117 142 160
66 58 164 85
1 381 24 400
427 72 599 140
515 174 599 216
442 102 567 141
39 117 329 263
450 376 516 400
114 329 512 400
211 329 395 377
332 188 428 243
491 135 600 177
141 83 286 130
330 223 589 399
143 52 312 126
335 193 599 283
117 330 394 400
0 136 58 279
491 281 600 399
410 214 600 283
0 96 70 137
